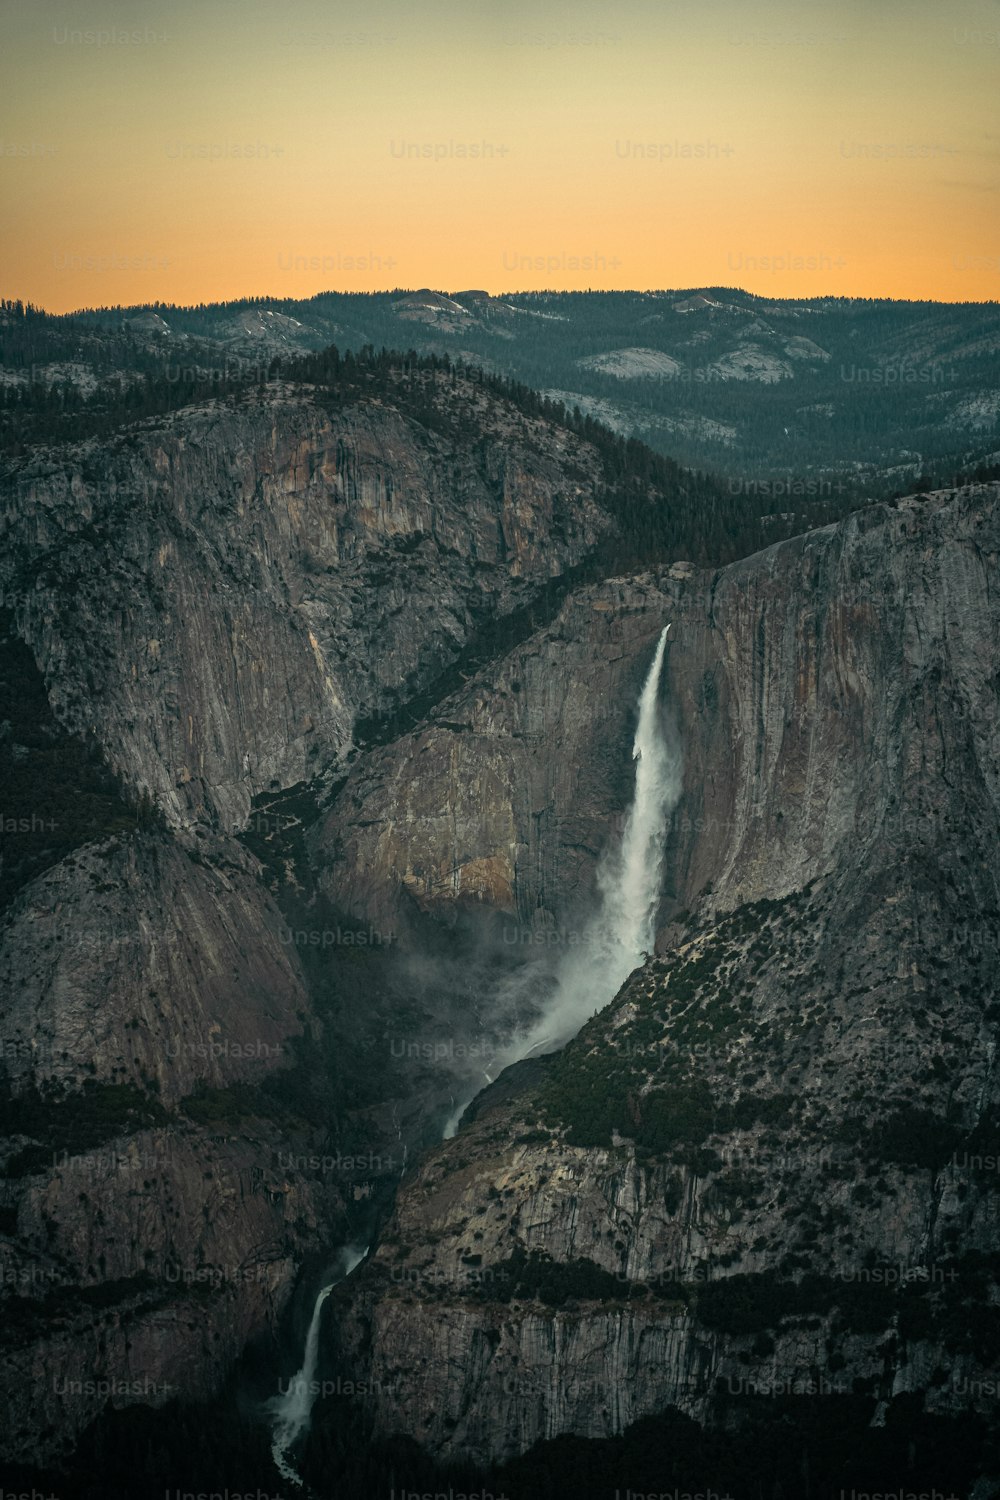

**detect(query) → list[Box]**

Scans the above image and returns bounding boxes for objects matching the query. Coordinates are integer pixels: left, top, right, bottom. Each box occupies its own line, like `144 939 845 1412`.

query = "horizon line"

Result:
6 285 1000 319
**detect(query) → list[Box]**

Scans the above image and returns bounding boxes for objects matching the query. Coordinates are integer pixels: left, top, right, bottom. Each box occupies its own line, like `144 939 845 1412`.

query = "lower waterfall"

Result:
268 1243 368 1484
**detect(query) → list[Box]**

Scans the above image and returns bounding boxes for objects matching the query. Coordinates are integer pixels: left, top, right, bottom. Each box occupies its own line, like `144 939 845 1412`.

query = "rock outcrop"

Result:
318 487 1000 936
2 331 997 1484
0 374 614 1465
1 379 609 833
329 484 1000 1466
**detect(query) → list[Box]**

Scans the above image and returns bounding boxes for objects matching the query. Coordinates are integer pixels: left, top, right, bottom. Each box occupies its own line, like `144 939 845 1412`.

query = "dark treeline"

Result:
3 288 997 495
272 341 863 573
0 309 275 453
0 333 868 578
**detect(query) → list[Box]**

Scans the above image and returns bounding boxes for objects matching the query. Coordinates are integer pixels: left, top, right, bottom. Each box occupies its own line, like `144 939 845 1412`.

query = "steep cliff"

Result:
0 372 623 1466
2 335 997 1487
317 485 1000 934
329 484 1000 1471
1 375 610 833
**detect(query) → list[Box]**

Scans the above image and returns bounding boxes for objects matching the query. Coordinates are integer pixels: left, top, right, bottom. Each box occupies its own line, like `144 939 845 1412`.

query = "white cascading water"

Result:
595 622 678 983
443 623 679 1137
267 627 679 1467
268 1243 368 1484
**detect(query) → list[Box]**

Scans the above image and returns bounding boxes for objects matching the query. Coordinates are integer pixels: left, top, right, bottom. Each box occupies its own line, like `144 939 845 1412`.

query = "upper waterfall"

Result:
443 623 679 1138
596 622 676 989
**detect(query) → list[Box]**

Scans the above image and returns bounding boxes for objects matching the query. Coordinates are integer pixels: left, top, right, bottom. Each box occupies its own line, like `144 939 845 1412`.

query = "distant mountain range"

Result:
4 287 999 495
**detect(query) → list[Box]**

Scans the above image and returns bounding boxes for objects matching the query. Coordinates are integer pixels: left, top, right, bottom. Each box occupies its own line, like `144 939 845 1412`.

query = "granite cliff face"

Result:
0 831 307 1101
318 484 1000 936
312 572 686 928
1 342 997 1484
1 376 608 833
0 373 616 1466
3 1118 328 1467
329 484 1000 1467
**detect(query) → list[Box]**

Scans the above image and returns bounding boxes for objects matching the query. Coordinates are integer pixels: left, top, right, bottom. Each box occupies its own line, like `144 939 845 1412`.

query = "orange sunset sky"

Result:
1 0 998 312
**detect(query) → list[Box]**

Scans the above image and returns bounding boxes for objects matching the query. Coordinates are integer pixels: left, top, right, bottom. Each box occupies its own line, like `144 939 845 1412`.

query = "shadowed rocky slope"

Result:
0 373 617 1463
1 345 997 1485
1 378 610 833
321 485 1000 935
328 484 1000 1468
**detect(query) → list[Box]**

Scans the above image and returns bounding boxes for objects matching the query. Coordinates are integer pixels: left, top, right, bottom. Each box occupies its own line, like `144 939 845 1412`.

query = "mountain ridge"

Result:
5 289 998 494
0 325 997 1491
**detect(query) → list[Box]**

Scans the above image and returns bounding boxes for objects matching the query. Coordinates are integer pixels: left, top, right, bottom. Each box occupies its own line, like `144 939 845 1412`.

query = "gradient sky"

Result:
1 0 998 311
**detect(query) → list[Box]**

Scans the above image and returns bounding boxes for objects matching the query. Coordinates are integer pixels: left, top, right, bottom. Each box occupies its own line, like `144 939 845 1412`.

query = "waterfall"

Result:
594 622 677 987
268 1243 368 1485
444 623 679 1137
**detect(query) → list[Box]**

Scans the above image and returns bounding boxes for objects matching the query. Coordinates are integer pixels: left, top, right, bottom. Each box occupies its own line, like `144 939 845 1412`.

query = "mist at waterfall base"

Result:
444 624 680 1137
267 1243 368 1483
